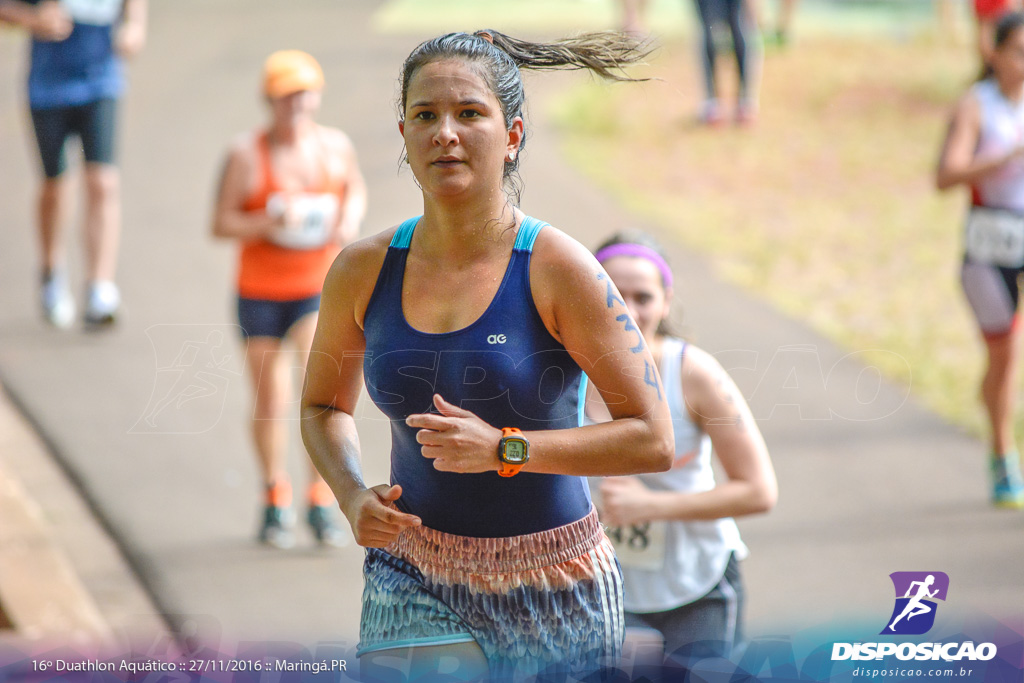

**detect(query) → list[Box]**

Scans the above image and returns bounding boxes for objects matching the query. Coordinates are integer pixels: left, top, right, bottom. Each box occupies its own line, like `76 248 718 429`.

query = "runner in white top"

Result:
587 231 777 661
937 10 1024 508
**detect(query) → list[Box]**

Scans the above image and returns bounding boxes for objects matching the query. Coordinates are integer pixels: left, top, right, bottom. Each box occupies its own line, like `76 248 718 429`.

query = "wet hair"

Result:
397 30 651 207
979 11 1024 80
595 230 679 338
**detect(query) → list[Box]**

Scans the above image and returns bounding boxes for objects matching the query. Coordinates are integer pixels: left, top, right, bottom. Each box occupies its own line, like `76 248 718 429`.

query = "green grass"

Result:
370 0 1004 437
373 0 680 35
372 0 950 38
548 35 996 435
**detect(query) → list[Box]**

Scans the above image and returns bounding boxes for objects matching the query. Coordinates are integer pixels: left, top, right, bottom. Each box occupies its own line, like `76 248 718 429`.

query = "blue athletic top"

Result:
363 216 592 537
26 0 124 109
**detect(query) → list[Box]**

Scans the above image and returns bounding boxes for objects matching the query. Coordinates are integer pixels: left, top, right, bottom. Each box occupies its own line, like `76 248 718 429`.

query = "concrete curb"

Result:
0 384 171 651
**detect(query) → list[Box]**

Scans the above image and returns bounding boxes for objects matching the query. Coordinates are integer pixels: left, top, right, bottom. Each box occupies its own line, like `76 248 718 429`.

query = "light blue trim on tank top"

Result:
578 374 589 427
387 216 548 252
390 216 420 248
514 216 547 251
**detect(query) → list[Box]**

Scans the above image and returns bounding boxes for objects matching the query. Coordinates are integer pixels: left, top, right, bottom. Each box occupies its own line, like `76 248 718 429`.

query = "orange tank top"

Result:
236 130 345 301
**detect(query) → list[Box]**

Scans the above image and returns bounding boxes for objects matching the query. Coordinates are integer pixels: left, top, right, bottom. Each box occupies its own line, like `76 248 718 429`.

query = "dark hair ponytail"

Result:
484 30 653 81
398 30 651 206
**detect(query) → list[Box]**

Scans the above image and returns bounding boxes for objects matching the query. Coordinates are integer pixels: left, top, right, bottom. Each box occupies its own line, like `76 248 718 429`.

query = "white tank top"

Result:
590 337 748 613
972 79 1024 212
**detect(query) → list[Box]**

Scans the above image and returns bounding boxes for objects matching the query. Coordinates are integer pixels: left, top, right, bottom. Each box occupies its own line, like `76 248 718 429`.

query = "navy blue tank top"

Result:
362 216 592 537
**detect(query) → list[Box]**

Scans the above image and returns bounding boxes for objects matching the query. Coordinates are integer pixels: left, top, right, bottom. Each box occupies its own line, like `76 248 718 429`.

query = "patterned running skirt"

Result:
358 508 624 681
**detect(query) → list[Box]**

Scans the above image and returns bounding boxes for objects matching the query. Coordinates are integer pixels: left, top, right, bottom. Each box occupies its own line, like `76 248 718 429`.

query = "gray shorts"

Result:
624 552 744 660
961 259 1023 339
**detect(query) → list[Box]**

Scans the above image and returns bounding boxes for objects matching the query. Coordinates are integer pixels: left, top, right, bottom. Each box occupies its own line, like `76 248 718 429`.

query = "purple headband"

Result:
594 243 674 289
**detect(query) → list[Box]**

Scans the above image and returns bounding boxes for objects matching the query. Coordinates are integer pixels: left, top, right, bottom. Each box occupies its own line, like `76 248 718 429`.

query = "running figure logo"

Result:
130 325 241 434
881 571 949 635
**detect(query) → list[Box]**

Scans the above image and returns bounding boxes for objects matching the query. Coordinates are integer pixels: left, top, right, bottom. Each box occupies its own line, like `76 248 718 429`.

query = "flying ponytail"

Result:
397 30 652 206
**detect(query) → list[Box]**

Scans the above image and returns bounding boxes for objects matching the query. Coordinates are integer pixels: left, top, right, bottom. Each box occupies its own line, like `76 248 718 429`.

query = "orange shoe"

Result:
259 479 295 548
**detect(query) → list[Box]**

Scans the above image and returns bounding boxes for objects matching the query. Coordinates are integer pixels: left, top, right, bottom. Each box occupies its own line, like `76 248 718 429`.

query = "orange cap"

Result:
263 50 324 99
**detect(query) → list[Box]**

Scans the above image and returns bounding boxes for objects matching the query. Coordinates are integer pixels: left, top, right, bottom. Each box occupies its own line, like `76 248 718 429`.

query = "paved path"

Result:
0 384 167 652
0 0 1019 664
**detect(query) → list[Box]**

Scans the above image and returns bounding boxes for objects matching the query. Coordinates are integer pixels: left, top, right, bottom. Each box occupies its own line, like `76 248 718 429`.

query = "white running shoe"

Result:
84 280 121 327
41 272 75 329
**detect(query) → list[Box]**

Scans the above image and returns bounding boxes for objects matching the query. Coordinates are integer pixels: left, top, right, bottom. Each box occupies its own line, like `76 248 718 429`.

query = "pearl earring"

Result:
507 151 516 162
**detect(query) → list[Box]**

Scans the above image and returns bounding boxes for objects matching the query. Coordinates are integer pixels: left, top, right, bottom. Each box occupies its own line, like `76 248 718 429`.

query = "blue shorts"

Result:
236 294 320 340
358 508 624 681
30 98 118 178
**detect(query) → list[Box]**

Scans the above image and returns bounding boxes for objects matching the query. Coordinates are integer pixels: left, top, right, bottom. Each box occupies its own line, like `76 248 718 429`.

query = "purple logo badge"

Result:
881 572 949 635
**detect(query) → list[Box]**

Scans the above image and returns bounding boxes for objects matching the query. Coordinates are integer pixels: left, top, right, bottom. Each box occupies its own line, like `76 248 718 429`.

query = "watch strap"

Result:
498 427 527 477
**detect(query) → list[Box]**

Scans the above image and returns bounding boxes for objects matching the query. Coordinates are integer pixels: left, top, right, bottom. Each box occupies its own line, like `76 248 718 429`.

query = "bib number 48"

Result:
605 520 667 571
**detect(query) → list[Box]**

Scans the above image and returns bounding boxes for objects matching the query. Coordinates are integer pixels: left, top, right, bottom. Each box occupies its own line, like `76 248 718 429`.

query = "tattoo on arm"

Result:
643 359 662 401
598 274 622 309
596 272 662 401
599 272 645 352
616 314 645 354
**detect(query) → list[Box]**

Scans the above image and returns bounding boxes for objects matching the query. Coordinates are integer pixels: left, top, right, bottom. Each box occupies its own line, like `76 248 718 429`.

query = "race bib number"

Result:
965 207 1024 267
61 0 122 26
268 192 339 250
605 521 667 571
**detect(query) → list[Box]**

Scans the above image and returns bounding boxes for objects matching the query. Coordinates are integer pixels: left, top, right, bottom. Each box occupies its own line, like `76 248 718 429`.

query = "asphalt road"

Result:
0 0 1019 663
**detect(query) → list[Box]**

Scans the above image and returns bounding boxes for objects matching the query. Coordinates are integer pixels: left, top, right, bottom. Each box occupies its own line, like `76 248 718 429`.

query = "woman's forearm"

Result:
0 1 35 27
523 416 673 477
937 151 1017 190
646 479 776 522
339 183 367 245
122 0 145 27
300 406 368 516
211 209 278 241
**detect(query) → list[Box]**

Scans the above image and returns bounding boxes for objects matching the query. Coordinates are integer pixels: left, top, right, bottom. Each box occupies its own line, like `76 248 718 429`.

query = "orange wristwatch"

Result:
497 427 530 477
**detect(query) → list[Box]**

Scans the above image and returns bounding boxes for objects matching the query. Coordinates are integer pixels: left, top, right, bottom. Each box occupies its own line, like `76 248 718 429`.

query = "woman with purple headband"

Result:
589 230 777 662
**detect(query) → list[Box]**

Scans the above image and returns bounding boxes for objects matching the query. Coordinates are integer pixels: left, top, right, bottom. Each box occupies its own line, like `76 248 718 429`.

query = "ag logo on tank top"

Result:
487 334 507 344
61 0 122 26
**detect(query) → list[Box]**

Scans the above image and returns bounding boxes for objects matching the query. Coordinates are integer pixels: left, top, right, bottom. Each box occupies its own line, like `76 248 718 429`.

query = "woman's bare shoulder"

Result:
322 227 401 326
327 229 394 283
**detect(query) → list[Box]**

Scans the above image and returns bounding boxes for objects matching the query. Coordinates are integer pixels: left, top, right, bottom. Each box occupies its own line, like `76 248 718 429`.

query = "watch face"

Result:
503 438 528 464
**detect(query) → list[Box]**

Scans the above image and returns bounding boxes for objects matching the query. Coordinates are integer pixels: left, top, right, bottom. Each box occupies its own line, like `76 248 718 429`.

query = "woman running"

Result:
0 0 146 327
301 30 672 681
212 50 367 547
588 231 776 660
937 11 1024 509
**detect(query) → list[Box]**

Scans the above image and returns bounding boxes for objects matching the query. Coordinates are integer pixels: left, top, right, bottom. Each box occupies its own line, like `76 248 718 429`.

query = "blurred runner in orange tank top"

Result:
211 50 367 548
